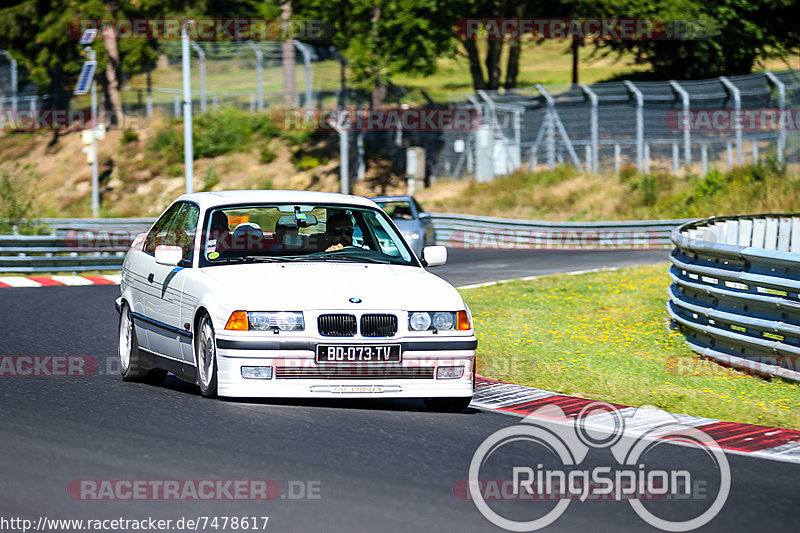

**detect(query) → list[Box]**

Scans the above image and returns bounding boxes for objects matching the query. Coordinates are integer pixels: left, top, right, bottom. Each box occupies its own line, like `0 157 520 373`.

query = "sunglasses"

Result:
332 226 354 235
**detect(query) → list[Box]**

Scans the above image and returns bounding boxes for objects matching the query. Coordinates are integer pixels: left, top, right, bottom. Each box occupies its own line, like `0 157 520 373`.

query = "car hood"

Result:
199 262 463 311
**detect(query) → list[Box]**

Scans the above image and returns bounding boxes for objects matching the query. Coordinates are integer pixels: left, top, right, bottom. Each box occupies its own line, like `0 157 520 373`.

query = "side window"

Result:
171 203 200 264
144 203 182 255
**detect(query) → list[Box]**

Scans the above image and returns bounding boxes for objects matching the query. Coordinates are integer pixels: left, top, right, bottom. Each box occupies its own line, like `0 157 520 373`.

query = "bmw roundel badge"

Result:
349 297 362 304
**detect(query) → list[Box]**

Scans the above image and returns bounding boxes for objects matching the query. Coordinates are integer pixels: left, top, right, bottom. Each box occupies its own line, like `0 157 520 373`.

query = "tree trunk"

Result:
281 0 296 108
462 39 486 90
370 4 385 108
505 38 521 89
485 38 503 90
571 40 580 85
102 3 124 127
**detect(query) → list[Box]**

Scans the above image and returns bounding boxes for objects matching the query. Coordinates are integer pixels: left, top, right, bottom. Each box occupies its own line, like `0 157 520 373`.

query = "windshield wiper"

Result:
313 253 395 264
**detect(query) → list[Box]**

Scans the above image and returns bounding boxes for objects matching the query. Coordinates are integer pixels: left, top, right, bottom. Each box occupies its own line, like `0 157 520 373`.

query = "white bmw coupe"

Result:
116 190 476 410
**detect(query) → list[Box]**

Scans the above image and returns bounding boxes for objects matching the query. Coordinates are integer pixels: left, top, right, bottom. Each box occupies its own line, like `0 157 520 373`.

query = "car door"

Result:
143 202 199 361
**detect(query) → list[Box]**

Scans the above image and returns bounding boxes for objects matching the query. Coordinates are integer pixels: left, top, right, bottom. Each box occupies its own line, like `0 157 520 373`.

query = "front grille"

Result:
360 314 398 337
318 314 357 337
275 366 434 379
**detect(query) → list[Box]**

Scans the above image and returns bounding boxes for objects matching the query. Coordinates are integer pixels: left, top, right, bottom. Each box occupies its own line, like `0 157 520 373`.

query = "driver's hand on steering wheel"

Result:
325 243 345 252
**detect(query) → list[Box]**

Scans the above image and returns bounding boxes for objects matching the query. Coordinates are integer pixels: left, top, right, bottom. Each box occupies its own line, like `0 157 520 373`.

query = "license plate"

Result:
316 344 401 363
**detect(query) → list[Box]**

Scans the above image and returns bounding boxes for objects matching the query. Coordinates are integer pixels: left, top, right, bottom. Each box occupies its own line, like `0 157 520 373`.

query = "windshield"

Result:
376 200 414 221
199 203 417 267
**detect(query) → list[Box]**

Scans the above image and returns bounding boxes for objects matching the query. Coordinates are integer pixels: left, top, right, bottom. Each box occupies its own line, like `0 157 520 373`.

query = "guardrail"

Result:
0 218 152 273
0 214 686 274
431 213 687 249
668 214 800 382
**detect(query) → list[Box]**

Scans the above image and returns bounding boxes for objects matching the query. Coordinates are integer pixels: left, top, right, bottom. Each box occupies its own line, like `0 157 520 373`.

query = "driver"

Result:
324 212 354 252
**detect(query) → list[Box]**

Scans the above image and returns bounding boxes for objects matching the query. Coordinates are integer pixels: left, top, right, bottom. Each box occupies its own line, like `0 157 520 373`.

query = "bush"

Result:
0 166 41 234
259 143 277 164
193 108 253 159
149 128 183 163
121 129 139 144
201 164 219 192
291 153 329 171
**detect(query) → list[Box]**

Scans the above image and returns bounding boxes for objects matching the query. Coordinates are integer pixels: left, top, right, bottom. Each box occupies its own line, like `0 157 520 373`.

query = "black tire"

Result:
118 302 145 381
424 397 473 412
195 312 218 398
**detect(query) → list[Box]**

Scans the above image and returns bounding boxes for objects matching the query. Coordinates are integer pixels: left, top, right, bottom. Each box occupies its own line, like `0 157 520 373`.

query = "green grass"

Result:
461 263 800 430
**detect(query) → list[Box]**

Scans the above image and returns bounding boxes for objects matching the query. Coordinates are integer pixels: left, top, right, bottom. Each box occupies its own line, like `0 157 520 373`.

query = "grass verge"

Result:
461 263 800 430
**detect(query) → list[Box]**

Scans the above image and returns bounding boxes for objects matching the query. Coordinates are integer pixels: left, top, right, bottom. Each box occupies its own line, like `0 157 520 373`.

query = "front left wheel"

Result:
195 312 218 398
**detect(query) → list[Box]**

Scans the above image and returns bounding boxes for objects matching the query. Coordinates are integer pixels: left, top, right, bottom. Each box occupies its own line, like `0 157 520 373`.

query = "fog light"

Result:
436 366 464 379
241 366 273 379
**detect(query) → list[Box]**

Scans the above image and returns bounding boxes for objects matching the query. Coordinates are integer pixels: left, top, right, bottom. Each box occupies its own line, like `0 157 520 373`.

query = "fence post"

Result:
644 143 650 174
764 72 785 165
672 143 679 175
1 51 18 112
294 41 314 109
614 143 621 174
752 139 758 163
189 41 206 113
536 84 582 170
579 83 598 173
246 41 264 111
720 77 743 166
727 142 733 170
669 80 691 166
624 81 644 173
701 143 708 176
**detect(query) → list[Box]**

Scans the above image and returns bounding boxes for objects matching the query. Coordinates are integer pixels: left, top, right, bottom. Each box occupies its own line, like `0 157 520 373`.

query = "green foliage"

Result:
192 108 253 159
291 152 329 171
593 0 799 78
259 143 278 164
121 129 139 144
149 128 183 163
0 166 40 234
201 164 219 191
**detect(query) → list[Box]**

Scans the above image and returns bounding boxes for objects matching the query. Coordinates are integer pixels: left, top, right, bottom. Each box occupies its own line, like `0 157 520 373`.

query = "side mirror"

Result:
418 212 431 219
154 245 183 266
130 232 147 251
422 245 447 267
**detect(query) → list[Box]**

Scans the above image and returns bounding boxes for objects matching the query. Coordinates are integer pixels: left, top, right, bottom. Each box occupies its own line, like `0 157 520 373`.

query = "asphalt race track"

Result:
1 249 798 532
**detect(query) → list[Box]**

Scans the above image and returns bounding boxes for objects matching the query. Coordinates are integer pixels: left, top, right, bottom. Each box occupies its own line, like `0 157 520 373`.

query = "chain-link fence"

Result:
1 43 798 182
432 70 800 181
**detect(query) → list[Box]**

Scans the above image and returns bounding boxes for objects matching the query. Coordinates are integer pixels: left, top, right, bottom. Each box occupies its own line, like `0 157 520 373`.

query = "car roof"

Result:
369 195 413 202
174 190 379 211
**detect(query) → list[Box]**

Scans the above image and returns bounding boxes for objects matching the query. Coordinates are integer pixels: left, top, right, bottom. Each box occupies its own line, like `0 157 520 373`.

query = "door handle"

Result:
148 273 155 283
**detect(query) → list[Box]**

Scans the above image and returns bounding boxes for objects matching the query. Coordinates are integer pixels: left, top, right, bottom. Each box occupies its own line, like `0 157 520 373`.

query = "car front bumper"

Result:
214 336 476 399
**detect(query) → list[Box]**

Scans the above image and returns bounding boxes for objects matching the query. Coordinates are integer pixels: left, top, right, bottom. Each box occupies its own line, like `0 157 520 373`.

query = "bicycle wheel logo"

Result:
467 402 730 532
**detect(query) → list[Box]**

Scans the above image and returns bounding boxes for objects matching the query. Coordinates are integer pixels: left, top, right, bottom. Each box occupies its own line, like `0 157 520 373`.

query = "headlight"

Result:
224 311 305 331
409 312 432 331
249 311 304 331
408 311 470 331
403 231 421 241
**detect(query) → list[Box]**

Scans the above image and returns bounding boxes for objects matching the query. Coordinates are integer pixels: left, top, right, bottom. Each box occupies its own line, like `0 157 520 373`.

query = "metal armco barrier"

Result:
0 218 152 273
0 214 688 273
668 214 800 382
431 213 688 249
